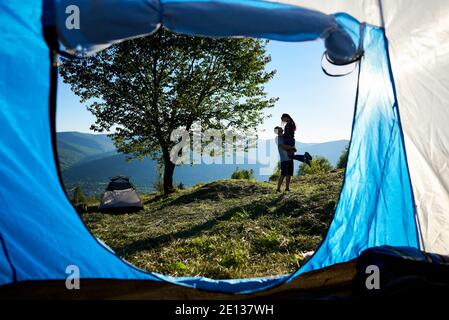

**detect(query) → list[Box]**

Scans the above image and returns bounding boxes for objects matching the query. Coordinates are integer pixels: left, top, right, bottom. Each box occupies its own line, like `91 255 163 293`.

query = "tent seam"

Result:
0 232 17 283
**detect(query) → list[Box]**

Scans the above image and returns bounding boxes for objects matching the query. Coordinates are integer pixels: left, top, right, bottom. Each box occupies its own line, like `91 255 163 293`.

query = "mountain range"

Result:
57 132 348 195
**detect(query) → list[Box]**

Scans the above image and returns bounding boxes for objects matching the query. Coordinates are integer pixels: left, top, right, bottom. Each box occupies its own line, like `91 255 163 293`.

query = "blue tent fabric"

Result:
0 0 160 285
55 0 357 62
0 235 15 284
0 0 418 295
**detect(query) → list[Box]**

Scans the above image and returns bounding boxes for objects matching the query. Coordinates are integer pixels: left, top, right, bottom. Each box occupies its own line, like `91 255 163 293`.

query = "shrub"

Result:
170 261 187 272
71 186 87 213
268 162 281 181
297 156 333 176
153 178 165 193
231 167 255 180
71 186 86 205
336 144 349 169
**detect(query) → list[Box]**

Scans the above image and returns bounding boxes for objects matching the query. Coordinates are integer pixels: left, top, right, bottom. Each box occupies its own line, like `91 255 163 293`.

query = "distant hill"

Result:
57 131 348 195
63 153 159 195
294 140 348 165
57 132 115 170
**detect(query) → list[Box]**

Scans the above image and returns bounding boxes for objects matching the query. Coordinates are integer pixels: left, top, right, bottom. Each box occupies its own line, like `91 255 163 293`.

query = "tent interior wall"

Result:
0 0 449 298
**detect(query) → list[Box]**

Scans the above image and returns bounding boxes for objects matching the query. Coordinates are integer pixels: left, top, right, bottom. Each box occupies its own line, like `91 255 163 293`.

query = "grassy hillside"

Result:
82 170 344 279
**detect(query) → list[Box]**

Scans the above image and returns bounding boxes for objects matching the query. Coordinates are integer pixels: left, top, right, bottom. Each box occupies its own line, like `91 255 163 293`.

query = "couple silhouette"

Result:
275 114 312 192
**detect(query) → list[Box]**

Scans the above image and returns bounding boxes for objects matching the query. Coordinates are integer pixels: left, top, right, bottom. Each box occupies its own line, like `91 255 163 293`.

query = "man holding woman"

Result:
275 113 312 192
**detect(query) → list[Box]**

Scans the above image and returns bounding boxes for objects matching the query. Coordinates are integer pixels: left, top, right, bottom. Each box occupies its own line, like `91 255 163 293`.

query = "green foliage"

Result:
170 261 187 273
269 162 281 181
87 194 100 204
336 144 349 169
153 178 165 194
177 182 185 190
297 156 333 176
71 186 86 205
231 167 255 180
59 28 277 194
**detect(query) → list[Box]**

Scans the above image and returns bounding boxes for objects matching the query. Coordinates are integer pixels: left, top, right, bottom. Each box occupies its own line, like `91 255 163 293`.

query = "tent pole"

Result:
377 0 386 29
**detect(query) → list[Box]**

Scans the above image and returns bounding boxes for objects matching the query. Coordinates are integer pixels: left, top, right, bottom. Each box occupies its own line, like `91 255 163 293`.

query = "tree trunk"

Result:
163 156 176 195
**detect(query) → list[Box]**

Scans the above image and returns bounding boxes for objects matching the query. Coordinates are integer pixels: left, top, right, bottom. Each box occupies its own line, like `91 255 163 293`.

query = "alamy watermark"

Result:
365 265 380 290
65 5 80 30
169 123 282 176
65 264 80 290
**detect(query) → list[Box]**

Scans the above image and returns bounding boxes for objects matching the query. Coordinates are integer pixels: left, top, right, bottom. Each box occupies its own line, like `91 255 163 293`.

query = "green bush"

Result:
71 186 88 213
231 167 255 180
268 162 281 181
71 186 86 205
297 156 333 176
336 144 349 169
153 177 165 193
87 194 100 205
170 261 187 272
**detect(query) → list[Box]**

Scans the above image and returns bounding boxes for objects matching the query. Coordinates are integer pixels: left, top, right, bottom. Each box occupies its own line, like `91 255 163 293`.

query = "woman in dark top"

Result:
281 113 296 147
281 113 313 165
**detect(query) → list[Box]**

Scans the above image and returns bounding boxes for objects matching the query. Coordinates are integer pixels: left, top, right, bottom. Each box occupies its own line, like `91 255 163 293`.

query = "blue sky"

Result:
57 39 357 143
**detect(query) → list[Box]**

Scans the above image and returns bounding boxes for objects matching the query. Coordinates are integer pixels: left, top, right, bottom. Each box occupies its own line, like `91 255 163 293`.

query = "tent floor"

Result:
0 261 357 300
2 246 449 299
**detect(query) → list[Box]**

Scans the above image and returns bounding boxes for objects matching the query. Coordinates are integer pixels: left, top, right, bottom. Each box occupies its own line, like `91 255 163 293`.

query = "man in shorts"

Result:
275 127 294 192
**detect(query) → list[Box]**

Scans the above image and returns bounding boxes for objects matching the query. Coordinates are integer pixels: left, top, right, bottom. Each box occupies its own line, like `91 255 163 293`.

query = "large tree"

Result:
60 28 276 194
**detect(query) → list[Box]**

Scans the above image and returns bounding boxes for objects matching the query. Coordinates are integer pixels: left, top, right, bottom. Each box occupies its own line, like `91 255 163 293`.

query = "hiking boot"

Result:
304 152 312 167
